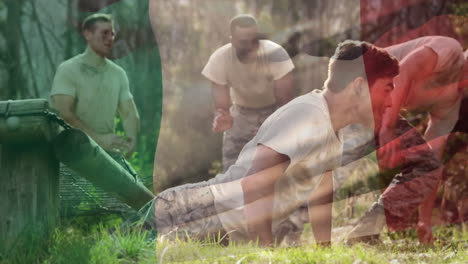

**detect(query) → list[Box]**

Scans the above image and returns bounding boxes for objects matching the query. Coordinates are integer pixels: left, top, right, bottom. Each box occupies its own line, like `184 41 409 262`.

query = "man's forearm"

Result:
61 112 99 139
308 171 333 245
122 112 140 141
211 83 231 111
424 119 456 160
241 161 289 246
118 99 141 148
244 191 275 245
242 174 276 245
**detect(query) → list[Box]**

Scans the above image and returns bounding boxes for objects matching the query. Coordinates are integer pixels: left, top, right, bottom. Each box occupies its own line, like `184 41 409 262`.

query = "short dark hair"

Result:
230 14 257 34
81 13 113 32
326 40 399 92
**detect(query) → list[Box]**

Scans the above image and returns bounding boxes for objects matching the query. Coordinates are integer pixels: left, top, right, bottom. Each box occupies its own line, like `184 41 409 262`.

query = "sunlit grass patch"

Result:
156 225 468 264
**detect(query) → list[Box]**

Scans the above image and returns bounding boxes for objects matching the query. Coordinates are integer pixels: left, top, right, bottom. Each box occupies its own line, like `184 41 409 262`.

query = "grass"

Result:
157 225 468 264
0 214 157 264
44 215 157 264
1 212 466 263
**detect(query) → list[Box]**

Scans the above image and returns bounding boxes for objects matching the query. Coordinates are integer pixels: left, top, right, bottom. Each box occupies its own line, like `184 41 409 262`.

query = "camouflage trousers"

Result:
153 181 305 243
153 182 224 241
222 104 276 172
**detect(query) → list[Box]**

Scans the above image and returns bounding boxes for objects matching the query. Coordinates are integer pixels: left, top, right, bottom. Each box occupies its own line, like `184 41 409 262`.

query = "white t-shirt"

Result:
207 90 343 241
202 40 294 108
386 36 464 110
386 36 464 73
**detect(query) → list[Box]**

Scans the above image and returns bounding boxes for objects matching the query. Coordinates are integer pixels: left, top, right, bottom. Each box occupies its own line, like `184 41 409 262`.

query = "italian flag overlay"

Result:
77 0 466 246
149 0 465 191
2 0 467 262
148 0 465 207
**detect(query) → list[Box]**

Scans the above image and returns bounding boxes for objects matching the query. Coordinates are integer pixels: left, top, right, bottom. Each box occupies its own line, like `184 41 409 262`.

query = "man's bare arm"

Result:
211 81 231 111
417 98 461 243
273 72 294 107
241 144 290 246
308 171 334 246
51 94 99 138
211 81 233 132
118 98 140 157
425 98 461 158
51 94 128 151
384 47 437 130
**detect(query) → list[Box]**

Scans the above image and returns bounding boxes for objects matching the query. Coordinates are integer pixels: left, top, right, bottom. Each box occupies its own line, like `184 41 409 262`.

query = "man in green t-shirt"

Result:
50 13 140 158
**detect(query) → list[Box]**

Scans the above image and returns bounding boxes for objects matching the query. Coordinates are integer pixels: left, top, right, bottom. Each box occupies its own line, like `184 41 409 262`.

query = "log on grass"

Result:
53 128 154 210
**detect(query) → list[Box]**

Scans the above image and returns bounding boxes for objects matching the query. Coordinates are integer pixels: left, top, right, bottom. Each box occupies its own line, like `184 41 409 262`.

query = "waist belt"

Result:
234 103 277 113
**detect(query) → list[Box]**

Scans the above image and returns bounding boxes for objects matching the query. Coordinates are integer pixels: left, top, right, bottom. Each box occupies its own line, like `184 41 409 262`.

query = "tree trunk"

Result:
4 0 26 99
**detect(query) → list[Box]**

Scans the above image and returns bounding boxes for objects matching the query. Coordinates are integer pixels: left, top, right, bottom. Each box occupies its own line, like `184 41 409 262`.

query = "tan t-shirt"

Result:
208 90 343 241
50 47 133 134
202 40 294 108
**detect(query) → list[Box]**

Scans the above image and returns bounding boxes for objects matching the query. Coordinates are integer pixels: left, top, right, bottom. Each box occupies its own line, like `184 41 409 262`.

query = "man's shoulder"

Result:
260 39 282 48
396 36 462 53
273 91 326 119
259 40 291 62
55 54 83 73
291 92 324 109
210 43 232 57
105 59 127 75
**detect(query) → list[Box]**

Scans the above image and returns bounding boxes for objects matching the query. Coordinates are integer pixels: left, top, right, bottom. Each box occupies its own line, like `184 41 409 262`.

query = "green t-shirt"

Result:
50 47 133 134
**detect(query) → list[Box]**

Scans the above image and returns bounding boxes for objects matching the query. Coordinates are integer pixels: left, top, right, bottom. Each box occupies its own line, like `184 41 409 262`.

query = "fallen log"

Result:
53 128 154 210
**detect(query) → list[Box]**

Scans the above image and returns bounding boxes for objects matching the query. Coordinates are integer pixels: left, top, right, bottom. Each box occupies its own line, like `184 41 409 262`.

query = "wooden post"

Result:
0 99 60 254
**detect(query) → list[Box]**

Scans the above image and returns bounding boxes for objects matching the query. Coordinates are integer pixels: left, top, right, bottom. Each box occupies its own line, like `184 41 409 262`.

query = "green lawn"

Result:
157 225 468 264
1 214 157 264
2 213 466 264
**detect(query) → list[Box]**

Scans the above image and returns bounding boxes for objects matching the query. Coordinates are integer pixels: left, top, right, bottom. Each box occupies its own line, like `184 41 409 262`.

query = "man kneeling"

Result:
153 40 399 246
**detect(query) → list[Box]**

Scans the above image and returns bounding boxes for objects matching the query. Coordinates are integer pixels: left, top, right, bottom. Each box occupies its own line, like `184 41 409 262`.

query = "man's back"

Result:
385 36 464 112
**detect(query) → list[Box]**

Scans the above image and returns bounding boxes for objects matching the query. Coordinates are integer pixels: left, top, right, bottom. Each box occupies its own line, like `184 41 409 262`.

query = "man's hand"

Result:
212 108 233 133
417 221 434 244
95 133 130 153
118 98 140 157
210 82 232 132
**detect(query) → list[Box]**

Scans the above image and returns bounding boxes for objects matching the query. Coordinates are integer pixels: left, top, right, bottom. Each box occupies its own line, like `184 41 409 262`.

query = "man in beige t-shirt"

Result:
202 14 295 171
50 13 140 158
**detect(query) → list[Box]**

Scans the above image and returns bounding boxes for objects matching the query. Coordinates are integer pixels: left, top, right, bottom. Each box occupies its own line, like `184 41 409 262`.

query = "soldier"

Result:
347 37 468 244
51 14 140 177
202 14 295 171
